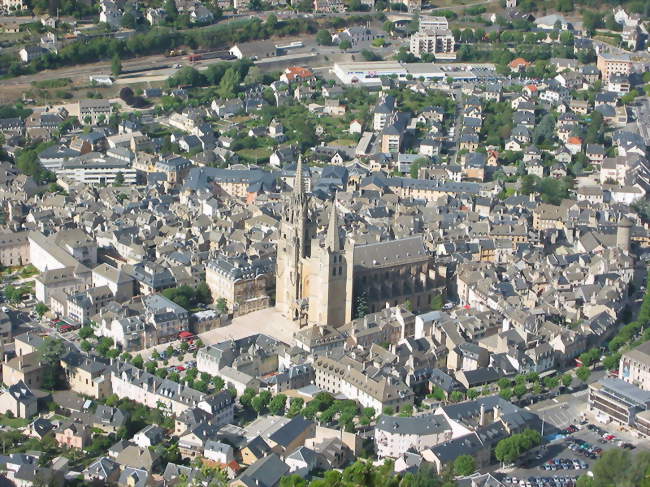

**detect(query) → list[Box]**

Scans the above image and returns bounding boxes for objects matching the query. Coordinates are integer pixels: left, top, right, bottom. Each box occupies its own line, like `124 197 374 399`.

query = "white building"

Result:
55 153 137 185
374 414 452 458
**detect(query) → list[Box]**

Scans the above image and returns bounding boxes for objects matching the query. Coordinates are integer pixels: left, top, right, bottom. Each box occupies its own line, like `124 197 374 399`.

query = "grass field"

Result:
0 416 29 428
237 147 272 162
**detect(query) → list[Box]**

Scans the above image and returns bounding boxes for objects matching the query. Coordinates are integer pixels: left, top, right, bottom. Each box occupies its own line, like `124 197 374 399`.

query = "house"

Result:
0 381 37 418
281 67 315 84
266 415 315 456
204 440 234 464
566 137 583 155
115 445 161 472
19 46 47 63
231 453 290 487
285 446 318 478
93 405 129 433
83 457 121 484
508 58 530 73
133 424 165 448
55 420 91 449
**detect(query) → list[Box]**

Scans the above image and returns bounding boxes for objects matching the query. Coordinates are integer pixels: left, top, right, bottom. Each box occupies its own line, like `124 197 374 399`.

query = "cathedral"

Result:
275 157 444 328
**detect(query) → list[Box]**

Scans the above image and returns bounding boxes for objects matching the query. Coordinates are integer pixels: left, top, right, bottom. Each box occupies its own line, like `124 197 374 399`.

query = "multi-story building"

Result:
76 99 113 126
409 22 455 58
375 414 452 458
0 232 30 267
313 355 414 414
620 341 650 390
588 378 650 427
205 255 275 316
55 153 138 185
66 286 114 324
596 53 631 82
110 361 207 415
60 352 112 400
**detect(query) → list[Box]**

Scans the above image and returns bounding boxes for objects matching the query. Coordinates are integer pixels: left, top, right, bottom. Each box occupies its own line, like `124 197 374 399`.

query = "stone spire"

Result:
326 198 340 252
294 154 303 196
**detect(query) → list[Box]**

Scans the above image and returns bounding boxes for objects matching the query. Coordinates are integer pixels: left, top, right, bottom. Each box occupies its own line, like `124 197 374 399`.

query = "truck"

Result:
188 53 202 62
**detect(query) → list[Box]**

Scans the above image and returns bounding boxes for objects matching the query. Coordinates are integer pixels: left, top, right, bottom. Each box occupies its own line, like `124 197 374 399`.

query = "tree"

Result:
216 297 228 314
35 302 48 318
383 20 394 34
576 366 591 382
265 13 278 31
561 374 573 387
513 384 527 398
78 326 94 339
495 429 541 464
497 378 511 390
251 390 272 415
244 66 263 86
111 54 122 77
41 337 65 390
80 340 92 352
430 294 444 311
268 394 287 415
131 355 144 369
316 29 332 46
450 390 465 403
240 388 256 408
339 39 352 50
217 67 240 99
113 171 125 186
4 285 23 304
454 454 476 476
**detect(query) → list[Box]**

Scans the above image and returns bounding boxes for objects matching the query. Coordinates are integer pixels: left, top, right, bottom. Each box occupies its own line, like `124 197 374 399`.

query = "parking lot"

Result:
496 420 648 485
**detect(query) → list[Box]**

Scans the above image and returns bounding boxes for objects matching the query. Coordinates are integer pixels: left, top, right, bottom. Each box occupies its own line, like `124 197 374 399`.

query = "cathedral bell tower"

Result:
307 198 350 327
276 156 310 322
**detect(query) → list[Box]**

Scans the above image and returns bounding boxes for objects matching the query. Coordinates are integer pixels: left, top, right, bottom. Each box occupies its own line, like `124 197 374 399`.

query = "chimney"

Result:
494 404 501 422
479 403 486 427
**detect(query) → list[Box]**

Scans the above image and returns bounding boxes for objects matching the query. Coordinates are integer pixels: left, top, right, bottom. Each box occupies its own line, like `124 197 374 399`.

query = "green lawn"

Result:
329 138 356 147
0 416 29 428
237 147 272 162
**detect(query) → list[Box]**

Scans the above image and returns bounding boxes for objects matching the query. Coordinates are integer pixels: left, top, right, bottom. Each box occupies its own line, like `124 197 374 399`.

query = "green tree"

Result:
454 454 476 476
251 390 272 415
35 302 48 318
430 294 444 311
212 375 225 391
113 171 125 186
316 29 332 46
561 374 573 387
268 394 287 415
80 340 92 353
78 326 94 339
339 39 352 50
40 337 65 390
240 387 256 408
111 54 122 77
576 366 591 382
450 390 465 403
513 384 527 398
218 67 240 99
287 397 304 418
131 354 144 368
216 297 228 314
